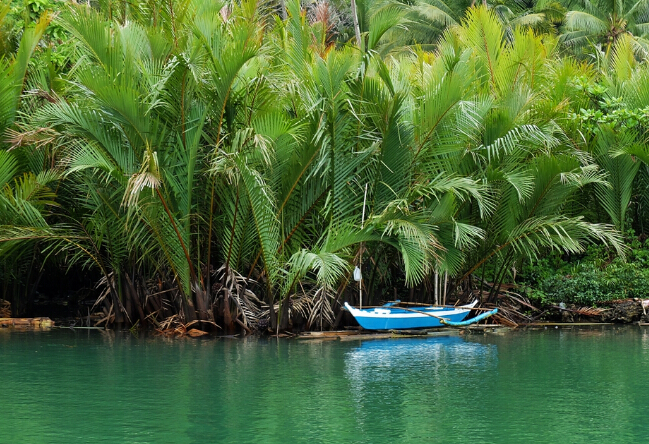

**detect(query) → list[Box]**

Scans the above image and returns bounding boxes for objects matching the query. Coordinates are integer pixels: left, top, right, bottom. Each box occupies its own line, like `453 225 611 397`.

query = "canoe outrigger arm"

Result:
440 308 498 326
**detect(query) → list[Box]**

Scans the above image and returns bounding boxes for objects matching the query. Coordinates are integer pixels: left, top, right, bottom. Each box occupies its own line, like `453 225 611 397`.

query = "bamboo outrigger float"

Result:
344 300 497 330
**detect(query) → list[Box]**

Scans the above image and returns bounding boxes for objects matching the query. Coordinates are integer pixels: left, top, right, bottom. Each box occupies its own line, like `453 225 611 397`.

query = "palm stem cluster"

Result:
1 0 648 331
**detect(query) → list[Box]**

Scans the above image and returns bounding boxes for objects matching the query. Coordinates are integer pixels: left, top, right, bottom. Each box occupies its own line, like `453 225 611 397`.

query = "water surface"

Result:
1 326 648 443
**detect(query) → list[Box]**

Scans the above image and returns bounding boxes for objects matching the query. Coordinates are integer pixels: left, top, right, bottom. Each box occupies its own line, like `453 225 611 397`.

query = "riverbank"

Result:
4 296 649 335
497 296 649 325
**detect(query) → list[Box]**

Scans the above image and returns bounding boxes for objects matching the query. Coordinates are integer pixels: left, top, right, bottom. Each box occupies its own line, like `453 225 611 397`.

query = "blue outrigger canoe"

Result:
344 300 497 330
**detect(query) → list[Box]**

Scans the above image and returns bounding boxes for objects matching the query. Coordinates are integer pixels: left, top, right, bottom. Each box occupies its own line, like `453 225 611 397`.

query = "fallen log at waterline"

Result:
0 318 54 329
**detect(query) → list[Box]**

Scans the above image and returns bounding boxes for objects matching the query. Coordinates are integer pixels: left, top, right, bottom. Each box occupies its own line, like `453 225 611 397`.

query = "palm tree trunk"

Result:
351 0 362 48
443 272 448 306
155 188 201 321
206 179 216 309
280 0 287 20
434 271 439 305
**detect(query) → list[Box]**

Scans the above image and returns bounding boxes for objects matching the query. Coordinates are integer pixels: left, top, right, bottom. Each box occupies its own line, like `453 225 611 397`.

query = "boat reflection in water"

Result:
345 336 497 378
343 336 498 440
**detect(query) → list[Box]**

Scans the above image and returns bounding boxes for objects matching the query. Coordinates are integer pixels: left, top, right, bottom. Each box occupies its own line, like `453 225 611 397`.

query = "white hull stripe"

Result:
348 308 469 319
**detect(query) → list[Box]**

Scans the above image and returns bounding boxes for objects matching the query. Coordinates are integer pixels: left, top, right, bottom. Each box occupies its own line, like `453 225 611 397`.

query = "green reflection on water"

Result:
1 326 648 443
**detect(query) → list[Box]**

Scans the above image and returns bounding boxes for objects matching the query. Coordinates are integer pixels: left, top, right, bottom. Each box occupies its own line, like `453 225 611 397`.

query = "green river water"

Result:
1 326 648 443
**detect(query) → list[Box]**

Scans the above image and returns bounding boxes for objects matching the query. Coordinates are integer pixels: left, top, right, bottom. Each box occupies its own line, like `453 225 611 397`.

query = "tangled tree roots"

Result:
88 266 271 334
88 268 344 334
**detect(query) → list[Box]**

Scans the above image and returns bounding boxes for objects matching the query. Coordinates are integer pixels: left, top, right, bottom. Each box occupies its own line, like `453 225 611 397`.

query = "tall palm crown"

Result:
561 0 649 54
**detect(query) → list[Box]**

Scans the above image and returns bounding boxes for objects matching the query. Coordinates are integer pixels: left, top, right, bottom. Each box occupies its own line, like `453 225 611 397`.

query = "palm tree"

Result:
0 8 55 314
566 35 649 234
0 10 52 140
433 7 623 301
492 1 567 37
0 2 632 330
560 0 649 56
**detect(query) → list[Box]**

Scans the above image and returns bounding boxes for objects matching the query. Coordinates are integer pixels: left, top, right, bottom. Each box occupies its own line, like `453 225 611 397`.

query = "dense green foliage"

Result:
2 0 649 329
522 238 649 305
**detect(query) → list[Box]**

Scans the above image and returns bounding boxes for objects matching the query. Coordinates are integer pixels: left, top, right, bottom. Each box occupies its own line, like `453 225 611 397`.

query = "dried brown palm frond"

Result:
212 264 265 331
291 289 314 321
257 285 338 332
24 88 59 104
93 273 131 324
92 274 113 310
501 291 541 312
259 297 304 332
5 125 59 150
479 291 536 326
307 287 336 331
0 299 11 318
156 316 219 337
158 314 182 332
553 305 609 316
573 306 608 316
305 0 351 36
93 272 187 327
233 288 267 329
491 312 519 327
